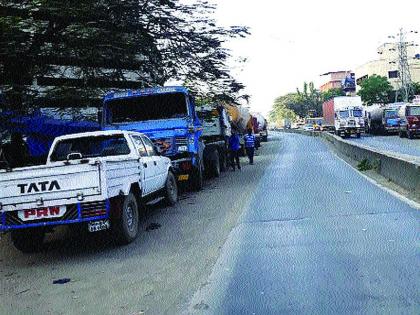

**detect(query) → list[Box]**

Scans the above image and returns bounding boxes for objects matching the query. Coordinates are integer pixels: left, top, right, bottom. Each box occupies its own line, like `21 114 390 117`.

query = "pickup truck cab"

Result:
0 130 178 252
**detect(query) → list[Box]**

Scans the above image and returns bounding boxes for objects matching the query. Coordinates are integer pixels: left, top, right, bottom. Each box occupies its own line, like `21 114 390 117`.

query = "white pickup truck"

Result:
0 130 178 252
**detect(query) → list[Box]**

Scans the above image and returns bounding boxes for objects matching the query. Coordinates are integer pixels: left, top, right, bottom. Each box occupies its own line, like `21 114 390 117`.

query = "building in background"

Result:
319 70 354 93
355 42 420 92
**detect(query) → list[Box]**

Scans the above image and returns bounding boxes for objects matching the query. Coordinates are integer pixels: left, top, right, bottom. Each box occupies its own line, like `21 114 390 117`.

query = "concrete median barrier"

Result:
280 129 420 195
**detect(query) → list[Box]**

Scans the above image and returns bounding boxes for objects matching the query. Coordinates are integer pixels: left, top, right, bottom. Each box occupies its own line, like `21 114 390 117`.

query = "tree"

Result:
269 93 299 125
357 75 393 105
412 82 420 96
0 0 249 110
296 82 323 116
321 88 345 101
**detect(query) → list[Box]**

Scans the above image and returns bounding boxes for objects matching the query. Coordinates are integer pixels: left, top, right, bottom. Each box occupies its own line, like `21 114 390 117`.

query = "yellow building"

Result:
355 43 420 91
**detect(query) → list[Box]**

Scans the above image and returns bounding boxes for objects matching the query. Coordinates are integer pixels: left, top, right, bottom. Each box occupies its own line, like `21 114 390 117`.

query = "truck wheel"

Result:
407 130 414 139
164 171 178 206
113 192 139 245
209 150 221 178
11 228 45 253
220 151 227 172
190 157 203 191
399 130 404 138
356 132 361 138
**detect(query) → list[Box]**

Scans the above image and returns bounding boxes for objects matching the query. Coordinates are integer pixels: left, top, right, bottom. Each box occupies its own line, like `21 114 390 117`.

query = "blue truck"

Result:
1 86 207 190
101 86 206 190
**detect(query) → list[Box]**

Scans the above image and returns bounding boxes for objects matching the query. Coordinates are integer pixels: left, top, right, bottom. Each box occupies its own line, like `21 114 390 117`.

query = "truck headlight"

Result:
177 145 188 152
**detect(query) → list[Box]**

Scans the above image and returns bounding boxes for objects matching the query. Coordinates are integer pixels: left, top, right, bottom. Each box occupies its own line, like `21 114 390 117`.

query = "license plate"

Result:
178 174 189 181
18 206 66 221
88 220 110 233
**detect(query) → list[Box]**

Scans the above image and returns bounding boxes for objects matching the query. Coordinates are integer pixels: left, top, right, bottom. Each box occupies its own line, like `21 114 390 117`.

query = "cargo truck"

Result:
364 103 402 134
196 104 231 177
322 96 364 138
398 101 420 139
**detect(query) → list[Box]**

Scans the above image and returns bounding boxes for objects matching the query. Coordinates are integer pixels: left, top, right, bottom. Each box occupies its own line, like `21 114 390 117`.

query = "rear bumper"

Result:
0 200 110 232
171 157 195 182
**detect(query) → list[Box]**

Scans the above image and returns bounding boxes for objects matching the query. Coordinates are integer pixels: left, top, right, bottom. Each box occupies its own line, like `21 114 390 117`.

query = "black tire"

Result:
220 151 227 172
399 129 404 138
356 132 361 138
164 171 178 206
113 192 139 245
407 129 414 139
190 157 203 191
11 228 45 253
209 150 221 178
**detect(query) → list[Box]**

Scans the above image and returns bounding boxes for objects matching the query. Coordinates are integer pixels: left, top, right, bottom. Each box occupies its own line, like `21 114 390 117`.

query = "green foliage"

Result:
296 82 323 117
321 88 345 101
357 159 372 171
0 0 250 110
357 75 393 105
412 82 420 95
269 93 298 124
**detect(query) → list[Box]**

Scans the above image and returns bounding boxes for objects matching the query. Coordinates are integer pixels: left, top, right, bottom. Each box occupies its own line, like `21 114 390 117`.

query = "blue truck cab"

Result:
102 86 205 190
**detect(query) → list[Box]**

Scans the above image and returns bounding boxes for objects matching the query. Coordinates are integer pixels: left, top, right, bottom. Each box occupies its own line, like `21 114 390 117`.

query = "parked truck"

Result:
196 103 231 177
102 86 208 190
364 103 401 134
322 96 364 138
0 130 178 252
398 101 420 139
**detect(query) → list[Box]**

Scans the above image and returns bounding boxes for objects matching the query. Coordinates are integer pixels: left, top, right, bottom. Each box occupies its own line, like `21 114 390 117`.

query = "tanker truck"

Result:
364 103 401 135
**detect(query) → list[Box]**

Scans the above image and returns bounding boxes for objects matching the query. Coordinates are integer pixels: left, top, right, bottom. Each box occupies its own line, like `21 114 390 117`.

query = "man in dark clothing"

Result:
228 129 241 171
2 133 30 168
244 128 256 165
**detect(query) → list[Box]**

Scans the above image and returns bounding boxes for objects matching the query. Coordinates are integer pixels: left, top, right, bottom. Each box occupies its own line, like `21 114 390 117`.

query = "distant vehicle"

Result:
283 118 292 129
398 102 420 139
303 124 314 131
0 130 178 252
323 96 364 138
305 117 323 131
364 103 402 134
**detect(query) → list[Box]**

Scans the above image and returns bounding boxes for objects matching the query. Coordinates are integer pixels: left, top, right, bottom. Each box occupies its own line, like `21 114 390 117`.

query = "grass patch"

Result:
357 159 372 171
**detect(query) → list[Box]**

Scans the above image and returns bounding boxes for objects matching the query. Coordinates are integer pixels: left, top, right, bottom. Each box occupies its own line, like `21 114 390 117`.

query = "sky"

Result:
213 0 420 116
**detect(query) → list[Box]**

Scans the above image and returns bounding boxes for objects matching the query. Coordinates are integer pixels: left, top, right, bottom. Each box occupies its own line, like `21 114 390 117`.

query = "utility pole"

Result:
389 29 418 102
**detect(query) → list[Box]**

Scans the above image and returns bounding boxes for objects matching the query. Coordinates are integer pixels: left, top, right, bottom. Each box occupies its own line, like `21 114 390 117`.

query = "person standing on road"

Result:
228 129 241 171
244 128 256 165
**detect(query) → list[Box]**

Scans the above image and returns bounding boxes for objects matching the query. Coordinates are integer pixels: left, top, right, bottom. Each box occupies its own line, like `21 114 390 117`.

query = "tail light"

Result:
180 161 192 171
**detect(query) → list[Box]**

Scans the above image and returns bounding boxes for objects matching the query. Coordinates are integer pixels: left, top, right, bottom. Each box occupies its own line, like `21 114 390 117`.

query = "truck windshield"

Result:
384 110 398 118
408 106 420 116
352 109 363 117
50 135 130 161
106 92 188 123
339 111 349 118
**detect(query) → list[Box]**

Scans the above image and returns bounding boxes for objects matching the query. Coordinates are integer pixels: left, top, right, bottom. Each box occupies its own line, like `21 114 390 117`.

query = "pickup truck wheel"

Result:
164 171 178 206
114 192 139 245
11 228 45 253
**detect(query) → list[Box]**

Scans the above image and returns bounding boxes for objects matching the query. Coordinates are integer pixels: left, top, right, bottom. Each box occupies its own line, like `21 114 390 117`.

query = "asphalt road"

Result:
0 133 279 315
189 133 420 314
347 134 420 158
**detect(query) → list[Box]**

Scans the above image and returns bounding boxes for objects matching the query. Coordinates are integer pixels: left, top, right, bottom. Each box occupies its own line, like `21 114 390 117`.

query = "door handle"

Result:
153 161 157 166
143 163 148 168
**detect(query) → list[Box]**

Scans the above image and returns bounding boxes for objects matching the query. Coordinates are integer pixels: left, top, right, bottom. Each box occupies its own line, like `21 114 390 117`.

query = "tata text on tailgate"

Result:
0 130 178 252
